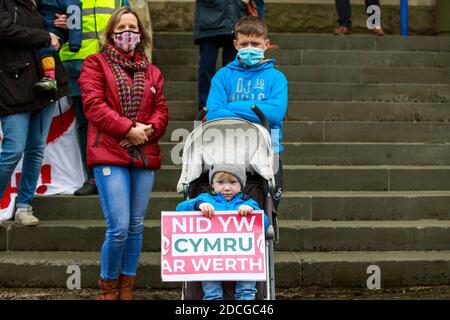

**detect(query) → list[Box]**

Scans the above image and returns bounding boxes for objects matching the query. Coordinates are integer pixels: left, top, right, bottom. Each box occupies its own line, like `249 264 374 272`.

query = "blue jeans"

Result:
202 281 257 300
0 102 57 207
94 165 155 280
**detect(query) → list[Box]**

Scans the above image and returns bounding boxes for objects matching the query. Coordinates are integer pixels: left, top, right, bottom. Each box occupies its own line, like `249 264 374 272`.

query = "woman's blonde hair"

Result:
100 7 152 50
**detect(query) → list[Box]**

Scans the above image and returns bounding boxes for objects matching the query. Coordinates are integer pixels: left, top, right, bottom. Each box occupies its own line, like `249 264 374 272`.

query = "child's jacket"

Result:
176 192 269 229
38 0 82 52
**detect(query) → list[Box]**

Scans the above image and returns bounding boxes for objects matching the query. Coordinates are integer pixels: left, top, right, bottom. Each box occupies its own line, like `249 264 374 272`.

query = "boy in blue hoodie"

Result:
205 16 288 209
176 164 269 300
35 0 82 91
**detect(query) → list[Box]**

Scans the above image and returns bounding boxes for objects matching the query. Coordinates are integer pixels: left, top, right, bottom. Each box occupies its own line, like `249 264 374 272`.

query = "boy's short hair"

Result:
234 16 268 39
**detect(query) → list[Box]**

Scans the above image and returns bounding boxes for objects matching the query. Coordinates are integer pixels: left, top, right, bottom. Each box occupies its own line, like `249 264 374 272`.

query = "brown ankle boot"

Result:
96 278 119 300
118 274 137 300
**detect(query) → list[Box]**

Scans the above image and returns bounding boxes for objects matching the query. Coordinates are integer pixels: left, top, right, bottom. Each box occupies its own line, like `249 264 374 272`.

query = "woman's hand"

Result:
54 13 68 30
119 139 133 149
126 123 152 146
238 205 253 217
121 123 154 148
145 124 154 137
199 203 215 219
49 32 60 50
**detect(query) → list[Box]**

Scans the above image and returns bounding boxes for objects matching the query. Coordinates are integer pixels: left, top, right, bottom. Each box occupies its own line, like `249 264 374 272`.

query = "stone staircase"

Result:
2 33 450 290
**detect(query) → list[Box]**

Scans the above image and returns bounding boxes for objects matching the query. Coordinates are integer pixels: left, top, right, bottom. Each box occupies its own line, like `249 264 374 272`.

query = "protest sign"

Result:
161 210 266 282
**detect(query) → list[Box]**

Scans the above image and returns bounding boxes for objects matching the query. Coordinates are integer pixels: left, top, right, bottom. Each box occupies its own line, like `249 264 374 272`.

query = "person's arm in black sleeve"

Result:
0 4 51 47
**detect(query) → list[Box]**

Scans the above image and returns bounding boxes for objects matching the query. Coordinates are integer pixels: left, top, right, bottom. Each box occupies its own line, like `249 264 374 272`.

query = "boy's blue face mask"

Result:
237 47 265 67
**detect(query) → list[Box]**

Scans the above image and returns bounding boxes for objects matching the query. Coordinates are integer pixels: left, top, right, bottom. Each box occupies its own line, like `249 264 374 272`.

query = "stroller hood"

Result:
176 118 276 193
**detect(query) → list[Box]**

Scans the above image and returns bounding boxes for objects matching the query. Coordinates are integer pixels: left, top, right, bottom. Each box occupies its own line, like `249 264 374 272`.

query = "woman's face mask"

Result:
113 30 141 53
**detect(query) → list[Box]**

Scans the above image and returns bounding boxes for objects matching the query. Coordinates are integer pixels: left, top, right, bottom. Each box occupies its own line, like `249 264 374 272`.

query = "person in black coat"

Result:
0 0 70 226
194 0 247 111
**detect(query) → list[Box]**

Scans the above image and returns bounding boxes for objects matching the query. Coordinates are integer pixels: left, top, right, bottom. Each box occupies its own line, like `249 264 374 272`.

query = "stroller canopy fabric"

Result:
177 118 276 193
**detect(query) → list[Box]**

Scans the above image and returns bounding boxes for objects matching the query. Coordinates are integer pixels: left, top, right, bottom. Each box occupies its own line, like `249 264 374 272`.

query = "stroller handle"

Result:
251 105 270 131
196 105 269 131
195 107 208 122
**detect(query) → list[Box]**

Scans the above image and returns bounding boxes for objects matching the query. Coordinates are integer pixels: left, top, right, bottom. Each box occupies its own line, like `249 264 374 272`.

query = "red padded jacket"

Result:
78 52 168 169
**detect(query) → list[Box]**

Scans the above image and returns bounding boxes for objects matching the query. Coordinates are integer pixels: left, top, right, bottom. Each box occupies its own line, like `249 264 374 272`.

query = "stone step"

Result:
153 33 450 52
163 121 450 143
149 2 434 35
153 165 450 192
3 220 450 253
167 100 450 122
1 250 450 288
161 142 450 166
159 65 450 84
153 49 450 68
30 192 450 221
164 81 450 102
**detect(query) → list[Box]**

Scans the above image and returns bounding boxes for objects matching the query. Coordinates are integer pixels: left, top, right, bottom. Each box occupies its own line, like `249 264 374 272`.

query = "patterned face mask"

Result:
113 30 141 53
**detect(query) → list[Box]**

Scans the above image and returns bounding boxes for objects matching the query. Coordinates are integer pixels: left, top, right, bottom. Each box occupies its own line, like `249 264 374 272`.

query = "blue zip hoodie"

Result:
176 192 269 230
205 58 288 154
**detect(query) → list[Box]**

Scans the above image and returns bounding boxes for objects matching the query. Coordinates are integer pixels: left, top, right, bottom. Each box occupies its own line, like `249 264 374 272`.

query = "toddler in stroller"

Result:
176 115 278 300
176 163 269 300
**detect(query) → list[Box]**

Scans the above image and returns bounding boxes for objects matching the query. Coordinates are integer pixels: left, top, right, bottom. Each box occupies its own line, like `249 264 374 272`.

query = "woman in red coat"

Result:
78 7 168 300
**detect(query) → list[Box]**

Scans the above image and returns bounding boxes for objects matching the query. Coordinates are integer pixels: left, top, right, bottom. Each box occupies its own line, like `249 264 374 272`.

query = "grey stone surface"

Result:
310 192 450 220
148 3 435 36
0 225 6 251
285 101 450 122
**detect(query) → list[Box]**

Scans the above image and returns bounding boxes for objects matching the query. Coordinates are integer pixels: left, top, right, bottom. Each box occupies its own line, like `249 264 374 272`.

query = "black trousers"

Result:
197 35 237 111
335 0 381 28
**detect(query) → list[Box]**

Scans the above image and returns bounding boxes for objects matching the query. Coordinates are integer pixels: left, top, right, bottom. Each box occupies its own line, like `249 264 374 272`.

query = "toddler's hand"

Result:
238 205 253 217
199 203 215 219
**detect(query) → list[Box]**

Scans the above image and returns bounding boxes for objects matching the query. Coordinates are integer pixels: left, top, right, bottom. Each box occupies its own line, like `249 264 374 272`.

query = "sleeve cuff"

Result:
194 201 205 211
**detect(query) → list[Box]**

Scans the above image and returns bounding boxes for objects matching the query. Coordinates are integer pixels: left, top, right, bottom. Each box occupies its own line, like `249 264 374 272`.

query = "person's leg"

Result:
121 168 155 276
118 168 155 300
0 112 30 199
202 281 223 300
35 48 57 91
94 165 131 281
255 0 265 19
365 0 384 35
365 0 380 9
16 102 56 208
198 37 220 111
221 35 238 67
335 0 352 29
73 95 96 195
235 281 257 300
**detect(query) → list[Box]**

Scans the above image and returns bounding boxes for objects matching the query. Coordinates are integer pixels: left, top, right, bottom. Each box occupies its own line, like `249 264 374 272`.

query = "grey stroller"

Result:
176 107 279 300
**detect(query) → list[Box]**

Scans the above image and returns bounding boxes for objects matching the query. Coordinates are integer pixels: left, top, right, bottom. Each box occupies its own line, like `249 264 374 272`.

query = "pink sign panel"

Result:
161 211 266 282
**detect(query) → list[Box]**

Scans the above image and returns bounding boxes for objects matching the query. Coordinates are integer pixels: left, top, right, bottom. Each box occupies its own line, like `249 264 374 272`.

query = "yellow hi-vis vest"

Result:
59 0 123 62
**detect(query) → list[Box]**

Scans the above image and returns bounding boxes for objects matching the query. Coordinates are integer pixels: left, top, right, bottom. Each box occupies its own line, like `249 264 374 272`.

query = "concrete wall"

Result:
147 0 436 35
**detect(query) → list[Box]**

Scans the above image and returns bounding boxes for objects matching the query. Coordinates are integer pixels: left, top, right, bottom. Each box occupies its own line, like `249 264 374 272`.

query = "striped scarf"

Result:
102 44 149 121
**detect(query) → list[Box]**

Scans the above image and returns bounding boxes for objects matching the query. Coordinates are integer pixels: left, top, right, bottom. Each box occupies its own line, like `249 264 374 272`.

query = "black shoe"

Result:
74 179 98 196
